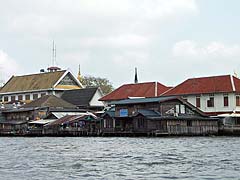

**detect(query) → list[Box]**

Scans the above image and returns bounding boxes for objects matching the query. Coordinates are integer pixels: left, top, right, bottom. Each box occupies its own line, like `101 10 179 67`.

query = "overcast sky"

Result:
0 0 240 87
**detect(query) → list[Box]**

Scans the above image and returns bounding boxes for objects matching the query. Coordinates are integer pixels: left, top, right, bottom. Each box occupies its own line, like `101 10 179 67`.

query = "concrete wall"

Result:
184 93 240 113
89 89 105 107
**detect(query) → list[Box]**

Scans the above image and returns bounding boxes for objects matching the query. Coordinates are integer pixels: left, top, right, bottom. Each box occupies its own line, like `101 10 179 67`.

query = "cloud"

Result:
113 51 150 66
170 40 240 83
0 50 23 82
0 0 199 87
75 34 150 49
173 40 240 58
0 0 198 37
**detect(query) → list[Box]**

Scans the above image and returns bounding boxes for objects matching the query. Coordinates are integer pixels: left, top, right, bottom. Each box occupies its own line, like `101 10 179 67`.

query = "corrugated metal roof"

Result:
28 119 56 125
22 95 76 109
51 112 97 119
113 96 176 105
135 109 161 117
46 114 98 126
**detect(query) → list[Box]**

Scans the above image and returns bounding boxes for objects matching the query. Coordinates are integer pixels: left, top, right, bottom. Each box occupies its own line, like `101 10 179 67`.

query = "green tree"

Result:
80 75 114 95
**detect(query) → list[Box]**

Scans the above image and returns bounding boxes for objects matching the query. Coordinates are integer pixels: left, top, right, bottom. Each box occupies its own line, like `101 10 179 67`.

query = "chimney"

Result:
134 67 138 84
40 69 45 73
155 82 158 97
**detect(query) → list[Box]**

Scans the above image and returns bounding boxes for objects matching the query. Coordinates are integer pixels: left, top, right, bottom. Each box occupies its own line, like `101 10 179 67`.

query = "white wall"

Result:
185 93 240 113
2 91 49 102
90 89 105 107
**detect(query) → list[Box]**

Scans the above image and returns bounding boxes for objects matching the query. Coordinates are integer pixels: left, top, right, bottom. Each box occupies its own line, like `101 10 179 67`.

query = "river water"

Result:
0 137 240 180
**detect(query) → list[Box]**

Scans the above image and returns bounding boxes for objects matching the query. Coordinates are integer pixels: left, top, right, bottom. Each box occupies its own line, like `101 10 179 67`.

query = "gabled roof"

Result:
134 109 161 117
99 82 170 101
46 114 98 126
102 107 115 118
113 96 176 105
162 75 240 96
0 70 66 94
61 87 103 107
22 95 76 109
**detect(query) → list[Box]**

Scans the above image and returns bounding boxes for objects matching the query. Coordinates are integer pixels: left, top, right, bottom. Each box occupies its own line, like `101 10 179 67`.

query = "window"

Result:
236 96 240 106
196 96 201 108
3 96 8 102
180 105 185 114
224 96 229 107
33 94 38 100
18 95 23 101
11 96 15 102
187 120 192 127
25 94 30 100
41 93 46 97
137 118 145 128
175 105 180 113
207 95 214 107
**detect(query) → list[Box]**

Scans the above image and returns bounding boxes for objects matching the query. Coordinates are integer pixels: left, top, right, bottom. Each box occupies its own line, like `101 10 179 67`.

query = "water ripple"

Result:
0 137 240 180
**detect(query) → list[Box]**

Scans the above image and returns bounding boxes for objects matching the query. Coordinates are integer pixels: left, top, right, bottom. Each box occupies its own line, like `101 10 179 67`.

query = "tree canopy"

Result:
80 76 114 95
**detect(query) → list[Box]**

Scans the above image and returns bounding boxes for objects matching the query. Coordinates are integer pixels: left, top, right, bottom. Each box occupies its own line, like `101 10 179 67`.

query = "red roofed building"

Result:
162 75 240 115
100 82 171 103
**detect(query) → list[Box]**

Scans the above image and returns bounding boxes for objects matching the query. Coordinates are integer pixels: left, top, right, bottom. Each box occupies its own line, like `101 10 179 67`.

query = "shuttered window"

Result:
11 96 15 102
196 97 201 108
3 96 8 102
18 95 23 101
236 96 240 106
207 97 214 107
25 94 30 100
224 96 229 107
33 94 38 100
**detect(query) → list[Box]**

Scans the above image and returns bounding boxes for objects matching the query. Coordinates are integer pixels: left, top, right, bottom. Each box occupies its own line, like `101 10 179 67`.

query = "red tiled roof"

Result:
163 75 240 96
100 82 170 101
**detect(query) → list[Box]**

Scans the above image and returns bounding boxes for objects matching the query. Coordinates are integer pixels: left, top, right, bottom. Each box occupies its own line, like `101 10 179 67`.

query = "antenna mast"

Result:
52 40 57 67
48 40 61 72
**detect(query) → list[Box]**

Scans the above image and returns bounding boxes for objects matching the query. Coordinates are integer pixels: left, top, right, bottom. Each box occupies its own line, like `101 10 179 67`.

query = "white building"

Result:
162 75 240 116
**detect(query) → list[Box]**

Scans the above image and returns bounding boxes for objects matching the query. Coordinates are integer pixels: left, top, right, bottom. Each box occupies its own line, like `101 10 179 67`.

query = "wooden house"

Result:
101 97 218 136
44 114 100 136
0 95 77 135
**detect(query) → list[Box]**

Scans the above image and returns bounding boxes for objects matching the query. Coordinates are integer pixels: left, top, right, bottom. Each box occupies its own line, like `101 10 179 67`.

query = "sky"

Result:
0 0 240 88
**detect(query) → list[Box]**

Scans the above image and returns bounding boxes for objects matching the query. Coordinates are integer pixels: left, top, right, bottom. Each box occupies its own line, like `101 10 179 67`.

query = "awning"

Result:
51 112 97 119
0 120 27 125
28 119 56 125
218 113 240 117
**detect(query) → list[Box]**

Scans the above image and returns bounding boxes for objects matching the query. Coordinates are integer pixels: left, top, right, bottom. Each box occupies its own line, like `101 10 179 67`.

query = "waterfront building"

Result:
43 114 100 136
0 69 83 104
162 75 240 116
101 96 218 136
0 95 78 135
